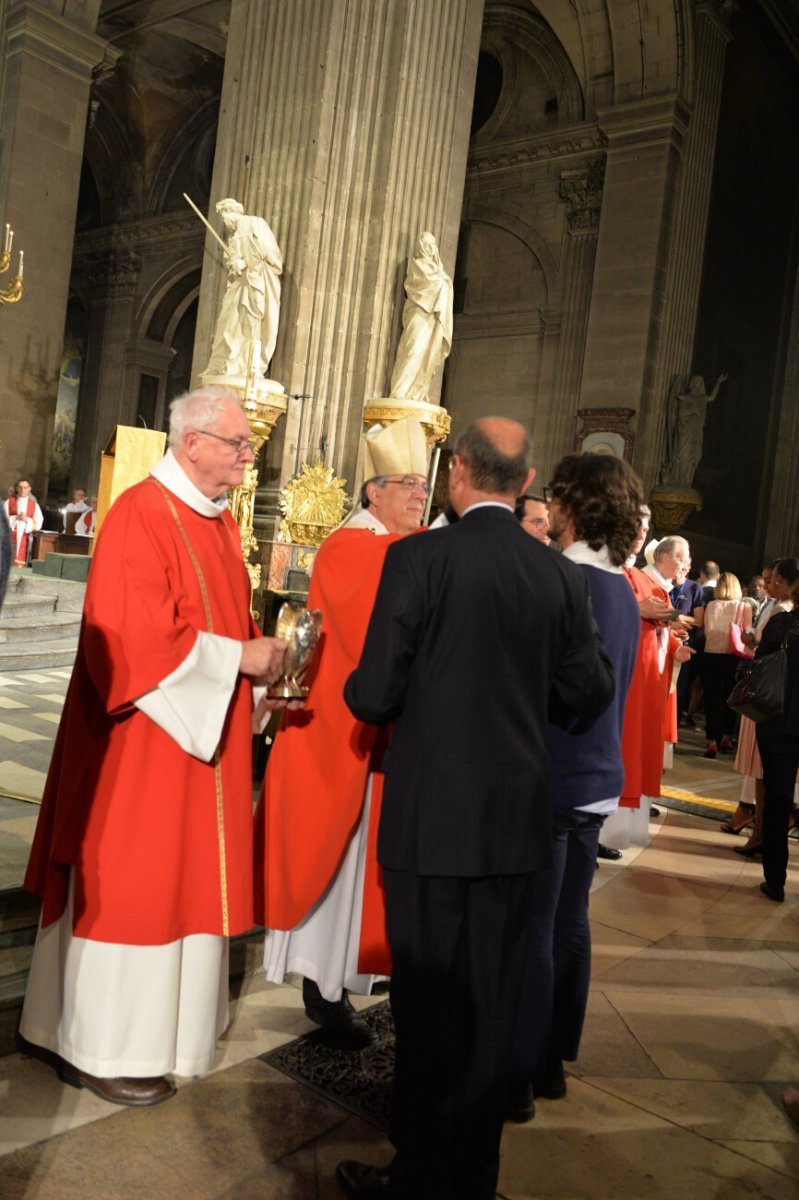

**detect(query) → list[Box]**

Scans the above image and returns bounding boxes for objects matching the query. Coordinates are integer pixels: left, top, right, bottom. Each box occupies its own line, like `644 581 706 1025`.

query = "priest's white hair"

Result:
168 386 242 449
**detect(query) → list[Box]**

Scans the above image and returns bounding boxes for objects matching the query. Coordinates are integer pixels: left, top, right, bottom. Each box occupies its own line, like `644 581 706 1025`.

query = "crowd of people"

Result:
1 481 98 568
12 386 799 1198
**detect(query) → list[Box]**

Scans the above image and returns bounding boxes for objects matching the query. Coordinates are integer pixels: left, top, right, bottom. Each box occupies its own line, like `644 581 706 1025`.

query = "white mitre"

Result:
362 415 428 480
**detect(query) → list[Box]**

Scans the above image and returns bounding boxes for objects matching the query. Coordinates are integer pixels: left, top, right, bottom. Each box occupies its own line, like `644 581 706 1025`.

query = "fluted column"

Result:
192 0 484 504
0 0 110 493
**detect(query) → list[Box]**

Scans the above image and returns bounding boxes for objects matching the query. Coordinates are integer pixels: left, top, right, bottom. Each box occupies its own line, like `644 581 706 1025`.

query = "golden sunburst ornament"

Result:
278 460 349 547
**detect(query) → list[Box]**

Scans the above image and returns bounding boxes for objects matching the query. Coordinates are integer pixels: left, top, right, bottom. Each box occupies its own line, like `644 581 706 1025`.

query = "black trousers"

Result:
702 652 739 742
756 722 799 890
382 868 535 1200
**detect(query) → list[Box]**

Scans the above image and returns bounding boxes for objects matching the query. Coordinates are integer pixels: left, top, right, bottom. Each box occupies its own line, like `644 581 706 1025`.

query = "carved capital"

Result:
559 159 606 236
85 248 141 297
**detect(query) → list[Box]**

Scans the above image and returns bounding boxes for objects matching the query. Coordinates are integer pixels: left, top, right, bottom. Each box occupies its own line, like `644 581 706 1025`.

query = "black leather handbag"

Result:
727 644 787 723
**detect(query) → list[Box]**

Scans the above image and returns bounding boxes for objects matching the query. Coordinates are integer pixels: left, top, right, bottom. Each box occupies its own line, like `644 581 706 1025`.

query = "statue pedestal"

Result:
649 484 702 535
364 397 450 446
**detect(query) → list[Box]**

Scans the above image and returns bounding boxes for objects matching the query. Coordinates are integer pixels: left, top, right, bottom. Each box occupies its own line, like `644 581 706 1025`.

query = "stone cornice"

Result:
467 122 607 177
73 212 204 258
596 94 691 152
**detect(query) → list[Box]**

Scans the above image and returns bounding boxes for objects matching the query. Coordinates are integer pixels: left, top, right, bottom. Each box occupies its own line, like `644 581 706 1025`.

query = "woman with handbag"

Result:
702 573 752 758
730 561 797 856
754 560 799 902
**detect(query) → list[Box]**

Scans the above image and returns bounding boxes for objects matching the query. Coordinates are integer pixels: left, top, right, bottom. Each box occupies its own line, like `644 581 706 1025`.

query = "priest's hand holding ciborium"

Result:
266 601 322 699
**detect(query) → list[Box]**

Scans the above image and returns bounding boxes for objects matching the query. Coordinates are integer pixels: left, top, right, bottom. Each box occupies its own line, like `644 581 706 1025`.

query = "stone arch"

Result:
147 98 220 218
465 205 559 308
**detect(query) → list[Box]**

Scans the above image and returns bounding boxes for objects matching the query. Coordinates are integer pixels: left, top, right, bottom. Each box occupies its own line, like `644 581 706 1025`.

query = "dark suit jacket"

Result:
344 505 615 878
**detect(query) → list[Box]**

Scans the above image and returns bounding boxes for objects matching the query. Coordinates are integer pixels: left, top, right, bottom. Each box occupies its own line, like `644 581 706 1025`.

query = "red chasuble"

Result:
24 478 258 944
254 527 400 975
620 566 678 806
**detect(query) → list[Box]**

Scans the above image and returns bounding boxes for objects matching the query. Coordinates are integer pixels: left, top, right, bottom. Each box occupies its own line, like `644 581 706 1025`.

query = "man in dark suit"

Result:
336 418 615 1200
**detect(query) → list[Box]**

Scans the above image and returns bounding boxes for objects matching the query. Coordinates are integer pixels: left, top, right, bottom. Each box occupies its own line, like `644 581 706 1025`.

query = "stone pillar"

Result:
578 95 689 485
540 158 604 472
0 0 110 494
193 0 484 509
71 249 141 490
639 2 733 485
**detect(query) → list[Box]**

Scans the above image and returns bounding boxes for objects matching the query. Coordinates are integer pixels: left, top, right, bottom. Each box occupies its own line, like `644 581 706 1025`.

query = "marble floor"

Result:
1 797 798 1199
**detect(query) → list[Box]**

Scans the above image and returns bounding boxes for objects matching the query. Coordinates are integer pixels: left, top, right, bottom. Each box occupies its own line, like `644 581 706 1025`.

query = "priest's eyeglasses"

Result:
383 476 430 495
194 429 254 455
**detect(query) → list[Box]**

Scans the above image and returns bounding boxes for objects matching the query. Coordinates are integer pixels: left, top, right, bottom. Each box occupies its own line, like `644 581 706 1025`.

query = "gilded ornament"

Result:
278 460 349 547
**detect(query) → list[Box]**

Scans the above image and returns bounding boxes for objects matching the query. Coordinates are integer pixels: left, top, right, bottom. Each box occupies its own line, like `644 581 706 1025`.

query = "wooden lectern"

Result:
96 426 167 543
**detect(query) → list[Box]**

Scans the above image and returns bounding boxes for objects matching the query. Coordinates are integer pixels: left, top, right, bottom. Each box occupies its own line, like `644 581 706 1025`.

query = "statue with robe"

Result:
204 198 283 380
389 231 454 402
660 372 728 487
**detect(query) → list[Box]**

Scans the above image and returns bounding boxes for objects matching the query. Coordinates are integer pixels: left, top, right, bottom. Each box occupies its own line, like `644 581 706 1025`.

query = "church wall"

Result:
685 0 799 574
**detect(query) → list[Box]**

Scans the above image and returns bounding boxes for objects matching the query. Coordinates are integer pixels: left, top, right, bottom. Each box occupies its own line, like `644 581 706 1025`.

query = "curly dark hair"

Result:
548 453 645 567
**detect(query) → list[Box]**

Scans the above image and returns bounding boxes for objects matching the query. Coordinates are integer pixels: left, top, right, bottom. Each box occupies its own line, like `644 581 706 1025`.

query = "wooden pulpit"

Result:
96 426 167 543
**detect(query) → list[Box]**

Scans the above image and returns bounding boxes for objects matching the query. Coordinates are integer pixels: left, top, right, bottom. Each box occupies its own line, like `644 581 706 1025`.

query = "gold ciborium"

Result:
267 601 323 699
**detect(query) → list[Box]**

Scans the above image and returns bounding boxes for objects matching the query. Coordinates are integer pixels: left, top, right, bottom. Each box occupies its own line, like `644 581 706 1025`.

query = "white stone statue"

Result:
661 372 728 488
204 198 283 380
389 231 454 402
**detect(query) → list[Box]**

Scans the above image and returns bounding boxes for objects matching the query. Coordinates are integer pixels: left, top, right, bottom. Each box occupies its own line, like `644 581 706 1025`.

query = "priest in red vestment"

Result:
617 510 691 828
3 478 43 566
19 388 288 1107
255 415 429 1048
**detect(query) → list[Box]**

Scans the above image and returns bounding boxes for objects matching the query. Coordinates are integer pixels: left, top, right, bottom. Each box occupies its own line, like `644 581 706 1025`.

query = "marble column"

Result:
192 0 484 511
71 249 141 491
0 0 111 494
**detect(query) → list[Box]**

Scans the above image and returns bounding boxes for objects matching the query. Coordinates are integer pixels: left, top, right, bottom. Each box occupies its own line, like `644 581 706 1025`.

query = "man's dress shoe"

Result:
17 1034 175 1106
506 1081 535 1122
335 1160 392 1198
303 978 377 1049
60 1063 176 1106
597 844 622 861
537 1059 567 1100
760 881 785 903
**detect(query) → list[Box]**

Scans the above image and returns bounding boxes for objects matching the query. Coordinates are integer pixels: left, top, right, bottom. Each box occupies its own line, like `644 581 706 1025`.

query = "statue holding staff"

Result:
194 196 283 380
660 372 728 488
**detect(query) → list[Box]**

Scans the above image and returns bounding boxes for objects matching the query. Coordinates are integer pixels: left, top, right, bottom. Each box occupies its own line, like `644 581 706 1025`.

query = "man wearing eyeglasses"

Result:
256 416 430 1049
20 387 289 1108
515 492 551 545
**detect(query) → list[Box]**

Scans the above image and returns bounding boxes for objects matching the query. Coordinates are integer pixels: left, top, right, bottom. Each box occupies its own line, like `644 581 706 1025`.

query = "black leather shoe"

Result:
650 806 661 817
506 1081 535 1122
335 1160 392 1198
303 978 377 1049
597 844 622 861
734 842 763 857
760 881 785 903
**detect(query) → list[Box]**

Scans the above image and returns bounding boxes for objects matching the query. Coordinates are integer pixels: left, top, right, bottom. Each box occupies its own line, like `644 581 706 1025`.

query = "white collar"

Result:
562 540 623 574
336 506 390 535
648 563 673 591
150 450 228 518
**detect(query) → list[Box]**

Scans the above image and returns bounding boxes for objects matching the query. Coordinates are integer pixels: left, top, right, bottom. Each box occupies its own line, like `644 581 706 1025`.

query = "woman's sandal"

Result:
720 805 755 836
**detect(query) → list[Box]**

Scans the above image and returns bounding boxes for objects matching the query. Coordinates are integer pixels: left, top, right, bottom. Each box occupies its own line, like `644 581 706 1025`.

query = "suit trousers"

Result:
756 722 799 890
382 867 535 1200
511 808 603 1088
